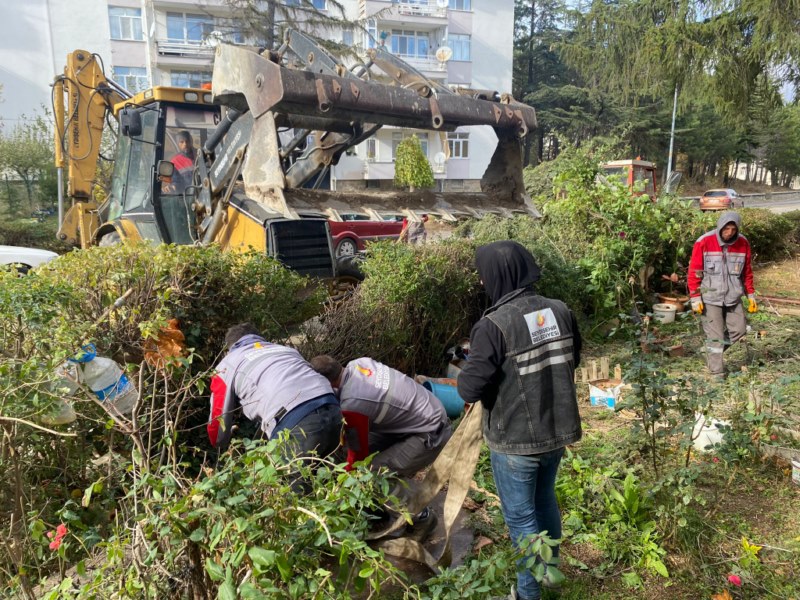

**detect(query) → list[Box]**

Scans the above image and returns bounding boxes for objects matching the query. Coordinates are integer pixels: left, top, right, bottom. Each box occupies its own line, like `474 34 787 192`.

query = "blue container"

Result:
423 378 465 418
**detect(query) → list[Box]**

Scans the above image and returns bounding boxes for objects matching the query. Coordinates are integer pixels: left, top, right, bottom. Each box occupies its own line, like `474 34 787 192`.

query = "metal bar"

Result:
213 44 536 137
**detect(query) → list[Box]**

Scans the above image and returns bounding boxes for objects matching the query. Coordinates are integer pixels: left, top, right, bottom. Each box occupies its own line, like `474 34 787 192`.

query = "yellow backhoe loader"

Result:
53 30 539 278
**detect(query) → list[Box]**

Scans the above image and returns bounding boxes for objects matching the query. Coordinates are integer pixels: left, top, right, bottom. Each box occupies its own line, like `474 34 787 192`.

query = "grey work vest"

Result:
484 293 582 455
338 357 447 436
216 339 334 438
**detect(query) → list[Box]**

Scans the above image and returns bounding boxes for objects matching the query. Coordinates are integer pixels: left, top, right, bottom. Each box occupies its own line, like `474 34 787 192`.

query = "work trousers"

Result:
368 421 452 478
491 447 565 600
701 302 747 375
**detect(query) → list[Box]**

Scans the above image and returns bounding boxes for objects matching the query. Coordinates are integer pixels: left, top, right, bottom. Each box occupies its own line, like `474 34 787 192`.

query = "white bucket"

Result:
652 303 677 324
792 459 800 487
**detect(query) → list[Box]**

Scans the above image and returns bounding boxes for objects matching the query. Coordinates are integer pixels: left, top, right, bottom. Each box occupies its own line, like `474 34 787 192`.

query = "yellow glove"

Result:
691 298 704 314
748 298 758 313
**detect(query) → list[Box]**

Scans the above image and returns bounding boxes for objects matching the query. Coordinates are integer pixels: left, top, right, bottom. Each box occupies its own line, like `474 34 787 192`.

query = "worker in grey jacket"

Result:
310 355 452 540
310 355 451 476
207 323 342 462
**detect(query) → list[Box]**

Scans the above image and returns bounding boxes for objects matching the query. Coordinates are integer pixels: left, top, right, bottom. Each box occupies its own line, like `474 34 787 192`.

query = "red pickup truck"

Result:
329 214 404 257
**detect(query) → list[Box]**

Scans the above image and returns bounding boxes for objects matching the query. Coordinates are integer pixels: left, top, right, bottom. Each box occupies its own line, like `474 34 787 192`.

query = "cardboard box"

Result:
588 378 624 410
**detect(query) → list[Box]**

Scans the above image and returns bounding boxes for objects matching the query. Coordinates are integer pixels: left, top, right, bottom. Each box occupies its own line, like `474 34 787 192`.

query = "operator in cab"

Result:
163 130 197 194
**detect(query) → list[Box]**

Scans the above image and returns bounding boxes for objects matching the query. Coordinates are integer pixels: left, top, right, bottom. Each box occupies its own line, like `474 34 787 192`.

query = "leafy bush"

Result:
34 243 323 364
0 244 325 594
394 136 435 191
0 218 72 253
782 209 800 245
738 208 794 261
38 439 411 599
300 240 480 375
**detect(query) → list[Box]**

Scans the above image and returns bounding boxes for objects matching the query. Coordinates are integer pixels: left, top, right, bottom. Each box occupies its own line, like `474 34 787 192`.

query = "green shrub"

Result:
778 209 800 246
738 208 794 261
0 218 72 254
34 242 323 364
300 240 480 375
0 244 325 594
394 136 435 191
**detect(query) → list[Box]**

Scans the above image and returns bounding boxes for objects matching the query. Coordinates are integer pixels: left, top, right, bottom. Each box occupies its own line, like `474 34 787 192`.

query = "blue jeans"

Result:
490 447 565 600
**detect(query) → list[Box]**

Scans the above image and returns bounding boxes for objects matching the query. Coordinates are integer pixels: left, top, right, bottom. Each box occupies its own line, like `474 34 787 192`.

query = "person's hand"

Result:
691 298 704 314
748 298 758 313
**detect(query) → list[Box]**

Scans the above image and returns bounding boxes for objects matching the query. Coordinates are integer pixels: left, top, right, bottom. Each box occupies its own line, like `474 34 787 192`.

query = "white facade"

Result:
0 0 515 189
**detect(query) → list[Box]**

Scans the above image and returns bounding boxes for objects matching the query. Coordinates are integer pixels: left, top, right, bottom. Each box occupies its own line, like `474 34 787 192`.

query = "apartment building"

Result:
2 0 515 191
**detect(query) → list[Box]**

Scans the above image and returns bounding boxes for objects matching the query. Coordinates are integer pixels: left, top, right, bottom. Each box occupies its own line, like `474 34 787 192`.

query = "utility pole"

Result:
666 84 678 182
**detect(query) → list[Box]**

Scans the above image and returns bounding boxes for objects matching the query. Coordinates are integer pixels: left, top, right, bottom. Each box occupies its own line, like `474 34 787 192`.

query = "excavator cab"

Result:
103 93 219 245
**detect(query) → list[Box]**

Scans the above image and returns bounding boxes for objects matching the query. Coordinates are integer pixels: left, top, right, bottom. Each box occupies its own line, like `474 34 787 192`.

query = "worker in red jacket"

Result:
687 211 757 378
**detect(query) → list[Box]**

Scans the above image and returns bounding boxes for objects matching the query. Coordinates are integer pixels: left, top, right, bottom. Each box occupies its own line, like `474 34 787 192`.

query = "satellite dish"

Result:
434 151 447 165
435 46 453 63
204 30 223 47
436 0 449 7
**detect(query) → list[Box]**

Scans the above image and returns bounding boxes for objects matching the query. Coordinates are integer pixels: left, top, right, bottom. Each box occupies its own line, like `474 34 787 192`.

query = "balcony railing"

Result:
394 0 447 18
156 39 216 58
393 53 447 72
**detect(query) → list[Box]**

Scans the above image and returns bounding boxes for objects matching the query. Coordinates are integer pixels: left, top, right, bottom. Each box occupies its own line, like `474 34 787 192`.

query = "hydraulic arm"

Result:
52 51 129 245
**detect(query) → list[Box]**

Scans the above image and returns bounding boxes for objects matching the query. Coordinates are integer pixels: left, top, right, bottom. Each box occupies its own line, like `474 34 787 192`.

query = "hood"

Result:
476 241 541 304
715 211 741 245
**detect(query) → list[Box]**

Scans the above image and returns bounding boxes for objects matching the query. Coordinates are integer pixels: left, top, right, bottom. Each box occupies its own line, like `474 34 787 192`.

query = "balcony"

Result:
394 53 447 72
362 0 448 25
394 0 447 18
156 39 215 59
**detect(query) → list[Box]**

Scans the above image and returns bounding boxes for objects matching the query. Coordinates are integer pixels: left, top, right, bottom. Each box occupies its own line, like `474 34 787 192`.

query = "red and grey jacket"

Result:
207 335 334 448
688 211 754 307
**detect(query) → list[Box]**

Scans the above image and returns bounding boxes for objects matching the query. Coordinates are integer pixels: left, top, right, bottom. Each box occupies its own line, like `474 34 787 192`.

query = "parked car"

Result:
328 214 405 257
699 188 738 211
0 245 59 274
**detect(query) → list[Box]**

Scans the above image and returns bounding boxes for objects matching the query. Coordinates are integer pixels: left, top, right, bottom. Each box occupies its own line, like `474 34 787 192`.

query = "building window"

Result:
171 70 213 88
113 66 149 93
285 0 326 7
447 132 469 158
392 132 428 160
109 7 143 41
390 30 430 59
166 12 214 44
342 29 354 46
448 0 471 9
366 138 377 161
215 19 245 44
450 34 471 61
366 19 377 49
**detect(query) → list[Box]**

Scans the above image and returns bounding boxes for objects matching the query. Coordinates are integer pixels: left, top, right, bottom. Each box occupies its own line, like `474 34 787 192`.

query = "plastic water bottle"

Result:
71 344 137 416
42 362 79 425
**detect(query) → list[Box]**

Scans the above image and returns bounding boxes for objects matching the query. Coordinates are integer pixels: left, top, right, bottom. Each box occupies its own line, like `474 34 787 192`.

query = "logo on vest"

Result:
524 308 561 345
356 365 373 378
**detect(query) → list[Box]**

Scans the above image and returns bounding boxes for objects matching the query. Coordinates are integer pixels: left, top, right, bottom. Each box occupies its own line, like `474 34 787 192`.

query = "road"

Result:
742 195 800 214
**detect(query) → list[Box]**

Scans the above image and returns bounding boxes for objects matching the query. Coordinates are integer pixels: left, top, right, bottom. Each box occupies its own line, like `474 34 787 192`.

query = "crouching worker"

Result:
207 323 342 467
310 355 452 540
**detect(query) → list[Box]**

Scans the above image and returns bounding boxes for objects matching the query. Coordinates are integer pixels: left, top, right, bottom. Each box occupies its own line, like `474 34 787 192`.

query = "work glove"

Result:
691 298 704 314
748 297 758 313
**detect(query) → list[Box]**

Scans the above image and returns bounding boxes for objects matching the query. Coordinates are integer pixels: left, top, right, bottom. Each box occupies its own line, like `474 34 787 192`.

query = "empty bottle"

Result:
71 344 137 416
42 361 80 425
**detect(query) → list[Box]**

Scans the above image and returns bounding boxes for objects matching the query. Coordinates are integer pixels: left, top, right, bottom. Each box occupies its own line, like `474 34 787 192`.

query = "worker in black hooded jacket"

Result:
457 240 581 600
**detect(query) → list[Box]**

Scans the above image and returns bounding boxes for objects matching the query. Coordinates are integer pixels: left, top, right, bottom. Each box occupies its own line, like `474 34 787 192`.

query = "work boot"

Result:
406 507 438 543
